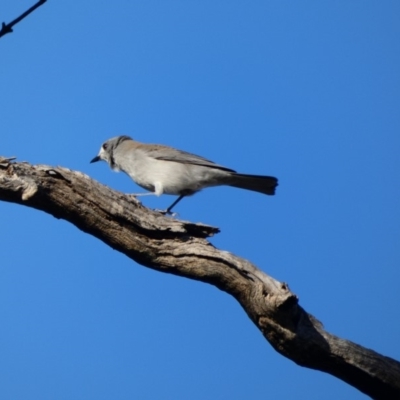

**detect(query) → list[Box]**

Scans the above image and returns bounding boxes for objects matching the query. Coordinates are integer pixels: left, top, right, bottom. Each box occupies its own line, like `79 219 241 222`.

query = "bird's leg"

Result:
157 195 186 215
129 182 164 198
126 192 157 204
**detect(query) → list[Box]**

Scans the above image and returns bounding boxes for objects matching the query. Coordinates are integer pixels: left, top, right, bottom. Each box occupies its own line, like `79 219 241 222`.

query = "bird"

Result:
90 135 278 214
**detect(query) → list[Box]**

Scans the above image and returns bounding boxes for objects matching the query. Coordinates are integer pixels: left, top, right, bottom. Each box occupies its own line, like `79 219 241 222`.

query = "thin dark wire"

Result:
0 0 47 39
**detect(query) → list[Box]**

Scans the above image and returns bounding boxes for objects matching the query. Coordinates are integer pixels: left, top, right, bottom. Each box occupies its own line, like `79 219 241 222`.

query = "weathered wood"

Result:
1 157 399 399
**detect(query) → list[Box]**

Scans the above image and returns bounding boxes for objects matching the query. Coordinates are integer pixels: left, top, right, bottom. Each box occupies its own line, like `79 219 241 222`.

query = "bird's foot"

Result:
154 209 178 217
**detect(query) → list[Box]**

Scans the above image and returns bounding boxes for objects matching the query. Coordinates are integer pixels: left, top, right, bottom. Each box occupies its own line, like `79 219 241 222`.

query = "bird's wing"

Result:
144 145 236 172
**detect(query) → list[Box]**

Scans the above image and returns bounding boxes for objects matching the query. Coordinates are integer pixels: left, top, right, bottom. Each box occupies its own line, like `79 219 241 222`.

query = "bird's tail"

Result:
226 173 278 195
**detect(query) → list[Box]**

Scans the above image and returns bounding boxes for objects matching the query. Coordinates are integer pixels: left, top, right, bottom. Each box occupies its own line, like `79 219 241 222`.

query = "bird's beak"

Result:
90 155 101 163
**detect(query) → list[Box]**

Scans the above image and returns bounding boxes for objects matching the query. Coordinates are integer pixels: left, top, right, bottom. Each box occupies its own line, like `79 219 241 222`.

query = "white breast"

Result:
115 148 229 195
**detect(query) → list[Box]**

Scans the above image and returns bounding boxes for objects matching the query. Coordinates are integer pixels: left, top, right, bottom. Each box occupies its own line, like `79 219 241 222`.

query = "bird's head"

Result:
90 135 132 170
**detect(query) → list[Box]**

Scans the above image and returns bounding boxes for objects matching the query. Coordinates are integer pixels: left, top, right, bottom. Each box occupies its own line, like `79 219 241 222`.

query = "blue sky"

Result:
1 1 399 399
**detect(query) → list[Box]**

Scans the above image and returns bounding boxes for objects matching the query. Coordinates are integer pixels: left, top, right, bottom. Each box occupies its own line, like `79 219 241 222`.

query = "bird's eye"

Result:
103 143 108 150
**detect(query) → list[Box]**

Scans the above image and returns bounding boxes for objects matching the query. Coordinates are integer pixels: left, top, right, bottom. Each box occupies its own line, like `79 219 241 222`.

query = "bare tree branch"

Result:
0 0 47 39
1 157 400 399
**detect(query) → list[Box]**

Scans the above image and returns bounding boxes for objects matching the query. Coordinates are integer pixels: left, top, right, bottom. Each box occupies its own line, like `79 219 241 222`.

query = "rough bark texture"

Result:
1 157 399 399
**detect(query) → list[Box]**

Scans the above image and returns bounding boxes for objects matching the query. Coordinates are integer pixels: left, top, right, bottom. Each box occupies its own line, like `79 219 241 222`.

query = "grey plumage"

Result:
91 135 278 214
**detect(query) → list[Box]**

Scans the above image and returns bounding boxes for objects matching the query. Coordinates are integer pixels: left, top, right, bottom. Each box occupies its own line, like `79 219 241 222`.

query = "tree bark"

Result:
1 157 399 399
